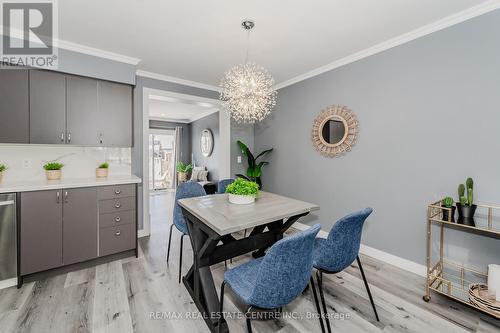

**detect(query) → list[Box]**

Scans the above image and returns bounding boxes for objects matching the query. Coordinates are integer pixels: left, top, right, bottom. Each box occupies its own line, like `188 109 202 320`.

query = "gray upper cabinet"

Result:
98 81 133 147
62 187 98 265
20 190 63 275
66 75 99 145
30 70 66 144
0 70 29 143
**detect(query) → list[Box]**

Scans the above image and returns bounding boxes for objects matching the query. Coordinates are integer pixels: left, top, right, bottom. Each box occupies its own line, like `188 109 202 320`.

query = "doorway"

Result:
149 129 176 192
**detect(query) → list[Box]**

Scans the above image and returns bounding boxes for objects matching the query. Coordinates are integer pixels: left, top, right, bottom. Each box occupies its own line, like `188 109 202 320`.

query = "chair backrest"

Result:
316 208 373 272
217 178 235 194
173 182 206 233
248 224 321 309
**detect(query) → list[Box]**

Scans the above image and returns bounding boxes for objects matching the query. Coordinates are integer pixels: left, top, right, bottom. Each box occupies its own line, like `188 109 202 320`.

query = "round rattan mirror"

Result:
311 105 358 157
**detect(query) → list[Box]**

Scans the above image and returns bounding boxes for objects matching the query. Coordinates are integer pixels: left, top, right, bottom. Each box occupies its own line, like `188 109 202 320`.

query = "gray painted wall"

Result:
230 121 255 178
254 10 500 268
149 120 191 165
191 112 219 181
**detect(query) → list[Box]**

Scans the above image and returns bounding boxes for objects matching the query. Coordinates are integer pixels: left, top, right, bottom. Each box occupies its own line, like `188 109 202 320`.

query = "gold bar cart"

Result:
424 199 500 319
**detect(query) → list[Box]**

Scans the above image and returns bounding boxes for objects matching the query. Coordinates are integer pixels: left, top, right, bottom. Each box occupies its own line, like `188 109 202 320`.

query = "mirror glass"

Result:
200 129 213 157
321 118 346 145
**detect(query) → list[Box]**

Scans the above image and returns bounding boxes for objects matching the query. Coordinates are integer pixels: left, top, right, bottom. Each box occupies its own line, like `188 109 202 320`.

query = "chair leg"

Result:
178 234 184 284
357 256 380 322
310 275 326 333
218 281 226 333
317 271 332 333
245 306 253 333
166 224 174 263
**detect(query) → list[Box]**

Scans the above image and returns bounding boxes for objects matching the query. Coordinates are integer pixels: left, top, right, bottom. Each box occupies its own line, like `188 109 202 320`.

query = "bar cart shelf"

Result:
424 200 500 319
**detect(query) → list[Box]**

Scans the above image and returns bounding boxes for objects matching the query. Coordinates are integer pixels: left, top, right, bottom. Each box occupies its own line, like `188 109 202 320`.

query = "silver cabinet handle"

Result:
114 189 121 195
64 191 69 203
67 132 71 143
56 191 60 203
115 230 121 236
60 132 64 142
114 201 121 208
115 216 121 222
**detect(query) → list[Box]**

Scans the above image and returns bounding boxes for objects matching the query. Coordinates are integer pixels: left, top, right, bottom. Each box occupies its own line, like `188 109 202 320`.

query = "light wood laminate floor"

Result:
0 191 498 333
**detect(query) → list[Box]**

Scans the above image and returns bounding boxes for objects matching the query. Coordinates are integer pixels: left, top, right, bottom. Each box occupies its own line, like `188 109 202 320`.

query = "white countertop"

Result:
0 174 142 193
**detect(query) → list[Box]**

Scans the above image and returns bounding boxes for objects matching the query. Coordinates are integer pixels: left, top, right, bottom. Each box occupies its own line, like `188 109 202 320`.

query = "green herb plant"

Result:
225 178 259 197
98 162 109 169
0 164 7 172
43 161 64 171
176 162 193 173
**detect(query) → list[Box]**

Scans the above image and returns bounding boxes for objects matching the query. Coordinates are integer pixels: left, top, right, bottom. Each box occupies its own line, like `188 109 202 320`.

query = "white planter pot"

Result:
228 193 255 205
96 168 109 178
46 170 62 180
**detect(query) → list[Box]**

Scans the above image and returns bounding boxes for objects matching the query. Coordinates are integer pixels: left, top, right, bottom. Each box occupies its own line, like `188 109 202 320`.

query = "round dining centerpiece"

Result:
311 105 359 157
226 178 259 205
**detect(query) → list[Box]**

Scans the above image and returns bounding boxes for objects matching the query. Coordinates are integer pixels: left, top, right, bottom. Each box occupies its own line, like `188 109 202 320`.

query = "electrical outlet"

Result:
22 159 32 169
237 156 242 164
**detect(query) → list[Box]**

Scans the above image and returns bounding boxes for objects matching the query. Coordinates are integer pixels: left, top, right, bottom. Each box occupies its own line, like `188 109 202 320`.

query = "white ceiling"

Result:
59 0 493 87
148 95 218 122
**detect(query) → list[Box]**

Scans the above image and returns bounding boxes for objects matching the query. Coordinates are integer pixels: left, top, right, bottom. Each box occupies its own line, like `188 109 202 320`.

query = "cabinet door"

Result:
30 70 66 144
98 81 132 147
66 75 99 145
0 69 29 143
63 187 98 265
20 190 63 275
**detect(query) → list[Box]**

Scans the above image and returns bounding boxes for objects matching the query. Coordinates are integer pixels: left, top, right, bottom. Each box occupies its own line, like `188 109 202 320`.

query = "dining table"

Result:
178 191 319 333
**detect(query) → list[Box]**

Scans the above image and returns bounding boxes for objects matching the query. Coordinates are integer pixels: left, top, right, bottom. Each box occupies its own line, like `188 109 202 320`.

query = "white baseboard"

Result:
293 222 426 277
0 277 17 290
138 229 150 238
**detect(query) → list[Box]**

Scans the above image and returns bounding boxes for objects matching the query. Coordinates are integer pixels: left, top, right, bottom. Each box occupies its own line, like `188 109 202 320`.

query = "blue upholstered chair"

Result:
167 182 206 283
312 208 379 332
217 178 235 194
219 224 321 333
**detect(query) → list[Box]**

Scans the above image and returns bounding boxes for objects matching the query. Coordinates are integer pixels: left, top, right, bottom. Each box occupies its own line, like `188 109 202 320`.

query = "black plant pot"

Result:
441 205 456 222
456 203 477 219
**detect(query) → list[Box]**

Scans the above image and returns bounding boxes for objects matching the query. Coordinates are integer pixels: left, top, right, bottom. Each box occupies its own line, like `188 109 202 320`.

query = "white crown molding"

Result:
275 1 500 90
136 70 221 93
293 222 426 277
149 116 190 124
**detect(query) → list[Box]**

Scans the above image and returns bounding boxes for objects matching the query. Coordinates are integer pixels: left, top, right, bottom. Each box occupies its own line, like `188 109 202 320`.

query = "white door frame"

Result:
141 87 230 237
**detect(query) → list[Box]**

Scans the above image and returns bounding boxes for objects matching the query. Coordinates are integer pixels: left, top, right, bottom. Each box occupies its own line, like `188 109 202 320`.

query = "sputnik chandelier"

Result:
220 20 277 124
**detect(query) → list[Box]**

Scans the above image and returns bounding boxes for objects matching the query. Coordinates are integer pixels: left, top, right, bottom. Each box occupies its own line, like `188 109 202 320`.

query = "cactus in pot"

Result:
456 177 476 221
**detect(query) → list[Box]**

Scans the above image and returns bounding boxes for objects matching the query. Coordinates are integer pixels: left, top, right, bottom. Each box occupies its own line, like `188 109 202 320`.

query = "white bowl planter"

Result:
228 193 255 205
46 170 62 181
96 168 109 178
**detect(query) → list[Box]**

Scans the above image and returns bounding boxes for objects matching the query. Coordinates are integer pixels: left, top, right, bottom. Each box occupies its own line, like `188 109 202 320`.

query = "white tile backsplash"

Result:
0 145 132 181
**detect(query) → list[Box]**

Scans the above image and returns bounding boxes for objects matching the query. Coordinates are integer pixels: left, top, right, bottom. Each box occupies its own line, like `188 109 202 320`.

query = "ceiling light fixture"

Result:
219 20 277 124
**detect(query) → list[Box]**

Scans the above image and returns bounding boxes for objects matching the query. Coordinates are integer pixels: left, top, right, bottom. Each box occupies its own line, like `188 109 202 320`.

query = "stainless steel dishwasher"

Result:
0 193 16 281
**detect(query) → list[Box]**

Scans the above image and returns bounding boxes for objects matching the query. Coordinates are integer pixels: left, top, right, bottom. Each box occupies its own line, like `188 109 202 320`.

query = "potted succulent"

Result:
43 161 64 180
176 162 192 183
456 177 476 220
0 164 7 182
96 162 109 178
226 178 259 205
441 196 455 222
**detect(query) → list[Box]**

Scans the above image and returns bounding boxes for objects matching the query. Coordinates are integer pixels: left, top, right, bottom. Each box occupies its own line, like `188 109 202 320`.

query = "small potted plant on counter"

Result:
456 177 476 220
43 161 64 180
176 162 192 183
96 162 109 178
0 164 7 182
441 196 455 222
226 178 259 205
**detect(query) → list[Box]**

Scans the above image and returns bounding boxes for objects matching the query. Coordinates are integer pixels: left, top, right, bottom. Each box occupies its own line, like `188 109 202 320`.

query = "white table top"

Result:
0 174 141 193
178 191 319 236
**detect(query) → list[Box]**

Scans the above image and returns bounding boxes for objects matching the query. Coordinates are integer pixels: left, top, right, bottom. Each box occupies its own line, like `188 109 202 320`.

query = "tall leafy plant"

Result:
235 140 273 188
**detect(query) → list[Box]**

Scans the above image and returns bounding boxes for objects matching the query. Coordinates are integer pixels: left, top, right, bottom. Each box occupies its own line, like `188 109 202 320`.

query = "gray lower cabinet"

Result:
29 70 66 144
20 190 63 275
98 81 133 147
0 69 29 143
66 75 99 145
62 187 98 265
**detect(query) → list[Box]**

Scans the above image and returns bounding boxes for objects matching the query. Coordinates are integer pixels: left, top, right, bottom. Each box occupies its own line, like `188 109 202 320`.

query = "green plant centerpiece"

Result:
441 196 456 222
0 163 7 182
235 140 273 189
456 177 476 222
226 178 259 205
43 161 64 181
176 162 193 183
96 162 109 178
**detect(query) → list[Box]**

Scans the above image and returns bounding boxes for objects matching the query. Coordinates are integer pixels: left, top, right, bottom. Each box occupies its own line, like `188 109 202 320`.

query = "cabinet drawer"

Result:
100 210 135 228
99 224 135 257
99 196 135 214
98 184 135 200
